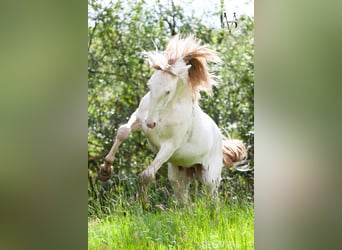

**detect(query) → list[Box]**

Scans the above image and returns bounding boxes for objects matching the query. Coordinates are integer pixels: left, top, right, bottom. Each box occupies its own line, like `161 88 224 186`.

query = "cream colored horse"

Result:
99 35 247 205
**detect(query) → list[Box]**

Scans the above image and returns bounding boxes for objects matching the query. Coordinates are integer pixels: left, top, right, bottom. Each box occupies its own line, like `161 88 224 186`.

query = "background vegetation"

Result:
88 0 253 218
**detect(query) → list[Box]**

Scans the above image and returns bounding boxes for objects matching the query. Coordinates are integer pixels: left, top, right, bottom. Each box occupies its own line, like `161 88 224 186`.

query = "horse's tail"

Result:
222 138 248 169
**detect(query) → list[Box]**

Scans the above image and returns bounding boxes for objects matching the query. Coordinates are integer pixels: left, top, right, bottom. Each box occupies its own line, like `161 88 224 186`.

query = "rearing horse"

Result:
99 35 247 205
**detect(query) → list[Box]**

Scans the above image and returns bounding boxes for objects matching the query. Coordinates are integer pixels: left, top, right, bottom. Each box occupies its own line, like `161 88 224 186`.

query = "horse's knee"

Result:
117 125 130 141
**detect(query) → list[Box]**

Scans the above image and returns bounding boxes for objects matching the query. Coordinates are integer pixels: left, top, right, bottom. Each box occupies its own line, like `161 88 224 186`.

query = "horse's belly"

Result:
168 146 207 167
145 134 207 167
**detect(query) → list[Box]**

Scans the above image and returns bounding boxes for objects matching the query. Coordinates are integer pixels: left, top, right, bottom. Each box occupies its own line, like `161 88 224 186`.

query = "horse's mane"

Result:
147 35 221 99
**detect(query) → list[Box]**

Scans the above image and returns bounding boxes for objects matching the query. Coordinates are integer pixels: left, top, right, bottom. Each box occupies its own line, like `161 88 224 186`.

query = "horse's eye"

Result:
166 90 170 95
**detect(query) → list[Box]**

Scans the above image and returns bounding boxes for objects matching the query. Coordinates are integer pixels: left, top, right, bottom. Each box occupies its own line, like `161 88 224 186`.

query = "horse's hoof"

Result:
98 164 113 182
139 171 153 185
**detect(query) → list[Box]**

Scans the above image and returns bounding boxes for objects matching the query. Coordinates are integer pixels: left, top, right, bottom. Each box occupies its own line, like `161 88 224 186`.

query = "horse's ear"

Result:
170 64 191 76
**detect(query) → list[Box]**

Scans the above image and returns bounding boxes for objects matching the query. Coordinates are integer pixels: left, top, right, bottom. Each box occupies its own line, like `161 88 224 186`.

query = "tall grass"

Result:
88 197 253 249
88 168 254 249
88 204 254 249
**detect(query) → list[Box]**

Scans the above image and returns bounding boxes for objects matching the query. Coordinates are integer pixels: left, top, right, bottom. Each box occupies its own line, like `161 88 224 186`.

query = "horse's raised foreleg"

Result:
139 142 176 206
139 142 176 184
99 111 141 182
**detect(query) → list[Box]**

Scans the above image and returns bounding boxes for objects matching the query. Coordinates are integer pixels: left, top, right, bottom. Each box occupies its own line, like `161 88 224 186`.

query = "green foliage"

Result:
88 0 254 207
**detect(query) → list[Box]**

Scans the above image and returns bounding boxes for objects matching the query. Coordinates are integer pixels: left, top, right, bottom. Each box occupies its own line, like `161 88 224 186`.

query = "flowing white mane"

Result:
147 35 221 99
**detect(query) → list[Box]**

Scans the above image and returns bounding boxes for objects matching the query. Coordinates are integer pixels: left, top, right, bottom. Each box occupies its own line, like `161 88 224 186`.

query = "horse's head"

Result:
144 35 220 129
145 59 190 129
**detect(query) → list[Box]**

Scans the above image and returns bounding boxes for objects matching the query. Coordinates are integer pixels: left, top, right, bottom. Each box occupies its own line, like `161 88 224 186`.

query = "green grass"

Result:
88 198 254 249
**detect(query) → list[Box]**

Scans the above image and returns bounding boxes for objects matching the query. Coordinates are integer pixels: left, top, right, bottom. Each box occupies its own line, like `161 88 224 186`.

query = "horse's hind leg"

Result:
99 111 141 181
199 162 222 199
168 164 195 206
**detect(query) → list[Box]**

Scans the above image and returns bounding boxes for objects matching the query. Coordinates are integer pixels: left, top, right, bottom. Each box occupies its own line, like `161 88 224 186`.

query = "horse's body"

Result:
99 35 247 204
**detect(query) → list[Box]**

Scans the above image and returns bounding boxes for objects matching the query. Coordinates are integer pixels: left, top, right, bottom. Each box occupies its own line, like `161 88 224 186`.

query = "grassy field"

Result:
88 197 254 249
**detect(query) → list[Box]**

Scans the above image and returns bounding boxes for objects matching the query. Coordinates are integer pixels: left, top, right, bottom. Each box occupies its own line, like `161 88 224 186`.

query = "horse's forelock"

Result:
148 52 181 76
148 52 170 72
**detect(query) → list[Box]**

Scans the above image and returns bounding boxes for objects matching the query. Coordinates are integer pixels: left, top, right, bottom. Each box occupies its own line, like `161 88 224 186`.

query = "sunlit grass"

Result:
88 197 254 250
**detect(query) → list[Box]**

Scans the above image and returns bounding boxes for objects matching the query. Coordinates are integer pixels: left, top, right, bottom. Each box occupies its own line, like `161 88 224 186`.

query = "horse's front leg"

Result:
99 111 141 181
140 142 175 184
139 142 175 205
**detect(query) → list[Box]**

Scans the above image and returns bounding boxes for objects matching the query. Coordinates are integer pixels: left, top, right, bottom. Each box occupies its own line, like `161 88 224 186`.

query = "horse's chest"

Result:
142 100 193 153
144 122 176 151
144 118 189 153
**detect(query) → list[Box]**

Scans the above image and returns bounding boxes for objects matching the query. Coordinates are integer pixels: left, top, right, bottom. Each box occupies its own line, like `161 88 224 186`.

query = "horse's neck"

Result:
171 78 195 106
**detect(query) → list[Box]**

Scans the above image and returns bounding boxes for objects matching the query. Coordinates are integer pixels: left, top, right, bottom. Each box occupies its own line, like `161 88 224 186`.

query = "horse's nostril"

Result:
146 121 156 128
